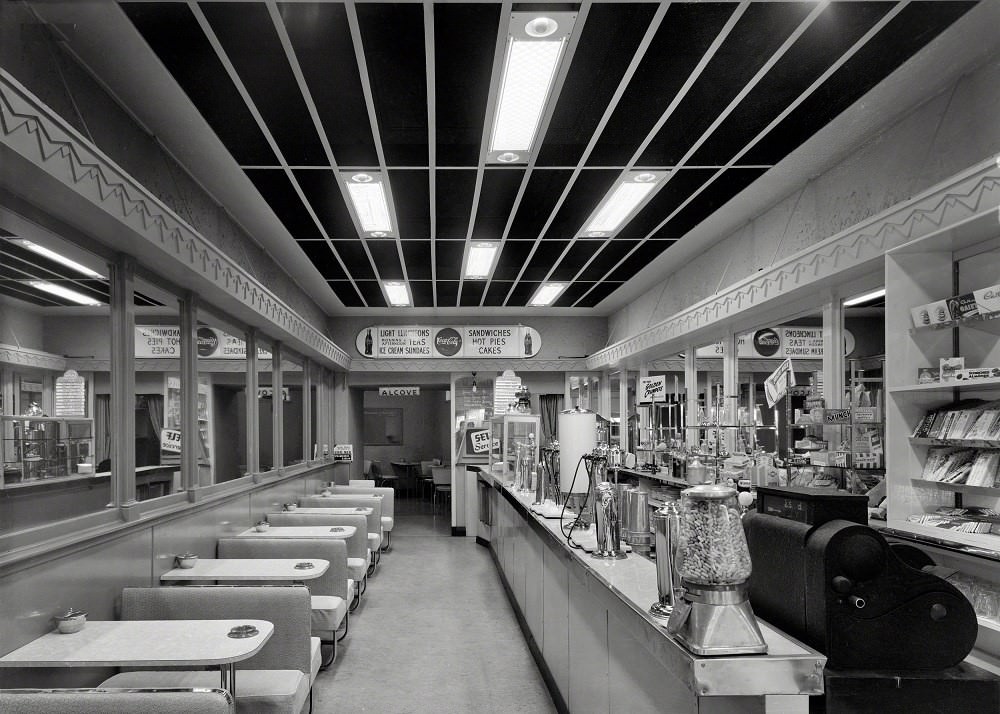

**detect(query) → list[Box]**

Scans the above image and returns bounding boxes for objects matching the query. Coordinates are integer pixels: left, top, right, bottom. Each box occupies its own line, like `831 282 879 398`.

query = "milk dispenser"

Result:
558 406 597 521
666 484 767 655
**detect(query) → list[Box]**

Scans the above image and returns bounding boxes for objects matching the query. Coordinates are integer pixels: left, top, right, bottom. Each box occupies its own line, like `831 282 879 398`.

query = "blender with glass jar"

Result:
666 484 767 655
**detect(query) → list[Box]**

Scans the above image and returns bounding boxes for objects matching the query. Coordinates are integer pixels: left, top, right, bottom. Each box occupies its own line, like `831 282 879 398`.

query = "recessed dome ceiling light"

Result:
352 173 373 183
496 152 520 163
525 16 558 37
588 232 606 238
634 173 657 183
370 231 387 237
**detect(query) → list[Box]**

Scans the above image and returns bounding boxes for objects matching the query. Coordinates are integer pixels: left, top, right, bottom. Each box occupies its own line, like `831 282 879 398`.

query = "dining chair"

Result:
266 513 369 610
418 461 435 501
371 460 395 489
0 687 234 714
362 459 372 478
431 466 452 515
216 537 349 670
391 461 414 498
100 585 312 714
324 485 395 551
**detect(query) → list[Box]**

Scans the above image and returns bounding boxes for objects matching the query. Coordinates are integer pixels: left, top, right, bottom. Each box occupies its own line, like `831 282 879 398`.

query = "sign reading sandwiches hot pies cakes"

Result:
356 325 541 359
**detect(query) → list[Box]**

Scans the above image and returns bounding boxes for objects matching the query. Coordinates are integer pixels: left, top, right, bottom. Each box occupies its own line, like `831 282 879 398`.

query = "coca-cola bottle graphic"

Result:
364 328 373 356
524 330 532 355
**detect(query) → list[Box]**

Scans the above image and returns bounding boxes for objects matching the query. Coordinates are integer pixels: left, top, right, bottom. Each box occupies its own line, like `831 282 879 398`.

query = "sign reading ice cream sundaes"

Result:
356 325 541 359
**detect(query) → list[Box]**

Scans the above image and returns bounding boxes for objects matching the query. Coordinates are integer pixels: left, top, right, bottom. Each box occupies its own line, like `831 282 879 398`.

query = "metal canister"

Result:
592 481 626 559
649 501 680 620
624 486 652 552
619 485 636 535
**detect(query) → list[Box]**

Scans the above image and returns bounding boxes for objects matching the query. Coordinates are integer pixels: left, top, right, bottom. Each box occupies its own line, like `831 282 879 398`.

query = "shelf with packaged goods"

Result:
892 377 1000 393
910 477 1000 497
910 437 1000 448
910 310 1000 336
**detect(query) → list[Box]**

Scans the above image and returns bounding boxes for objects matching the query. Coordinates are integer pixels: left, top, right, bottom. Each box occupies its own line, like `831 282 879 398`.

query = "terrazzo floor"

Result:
312 497 558 713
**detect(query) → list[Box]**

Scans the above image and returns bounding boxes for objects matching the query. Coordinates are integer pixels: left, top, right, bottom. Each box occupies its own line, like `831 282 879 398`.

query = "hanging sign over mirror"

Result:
378 386 420 397
356 325 541 359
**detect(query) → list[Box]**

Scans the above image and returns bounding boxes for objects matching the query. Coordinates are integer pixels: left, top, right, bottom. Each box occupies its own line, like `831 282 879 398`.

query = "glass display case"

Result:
489 413 541 485
1 416 95 488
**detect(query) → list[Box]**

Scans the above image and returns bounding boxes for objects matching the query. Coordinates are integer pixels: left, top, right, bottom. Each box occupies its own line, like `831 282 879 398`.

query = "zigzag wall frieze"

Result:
589 161 1000 369
0 71 351 371
0 344 67 371
349 358 590 373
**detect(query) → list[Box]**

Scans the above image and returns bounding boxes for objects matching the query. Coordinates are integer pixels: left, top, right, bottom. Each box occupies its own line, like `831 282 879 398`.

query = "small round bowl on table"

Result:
55 610 87 634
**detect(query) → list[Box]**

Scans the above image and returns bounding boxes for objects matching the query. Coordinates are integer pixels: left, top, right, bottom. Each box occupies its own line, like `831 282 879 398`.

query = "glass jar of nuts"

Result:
674 484 752 586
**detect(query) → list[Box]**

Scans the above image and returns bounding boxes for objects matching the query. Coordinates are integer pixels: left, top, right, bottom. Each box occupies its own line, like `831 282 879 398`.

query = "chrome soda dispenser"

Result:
666 484 767 655
592 460 625 560
649 502 680 620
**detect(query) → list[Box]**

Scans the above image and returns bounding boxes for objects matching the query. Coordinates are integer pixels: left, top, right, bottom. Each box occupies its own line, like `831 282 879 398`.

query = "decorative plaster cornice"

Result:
589 159 1000 370
0 70 350 371
349 358 591 373
648 358 822 373
0 343 67 371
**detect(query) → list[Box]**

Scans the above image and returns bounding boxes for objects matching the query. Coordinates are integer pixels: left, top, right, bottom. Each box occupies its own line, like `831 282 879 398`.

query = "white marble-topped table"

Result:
0 619 272 698
282 507 373 516
315 493 383 499
236 525 357 539
160 558 329 582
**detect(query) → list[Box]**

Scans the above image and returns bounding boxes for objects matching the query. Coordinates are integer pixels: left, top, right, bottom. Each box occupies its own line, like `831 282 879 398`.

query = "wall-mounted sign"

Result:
135 326 271 360
695 326 855 359
378 386 420 397
257 387 290 401
638 375 667 403
764 359 796 408
160 428 182 454
356 325 541 359
54 370 87 417
469 429 491 454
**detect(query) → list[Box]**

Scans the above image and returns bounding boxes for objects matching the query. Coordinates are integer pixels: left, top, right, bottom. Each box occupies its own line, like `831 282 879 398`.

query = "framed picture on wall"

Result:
364 408 403 445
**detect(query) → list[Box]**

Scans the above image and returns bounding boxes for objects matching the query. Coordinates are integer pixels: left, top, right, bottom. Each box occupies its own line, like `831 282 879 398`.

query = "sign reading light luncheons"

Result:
356 325 541 359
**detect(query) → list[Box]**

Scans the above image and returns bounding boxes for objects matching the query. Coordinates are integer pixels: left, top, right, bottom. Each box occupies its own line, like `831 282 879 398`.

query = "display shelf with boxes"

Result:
0 416 96 489
884 223 1000 665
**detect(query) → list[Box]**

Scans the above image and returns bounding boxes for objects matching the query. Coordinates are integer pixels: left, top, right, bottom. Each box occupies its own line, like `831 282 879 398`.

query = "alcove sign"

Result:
356 325 541 359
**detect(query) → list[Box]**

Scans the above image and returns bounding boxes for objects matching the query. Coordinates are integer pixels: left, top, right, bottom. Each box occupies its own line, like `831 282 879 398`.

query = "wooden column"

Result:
302 359 313 460
245 330 260 476
180 293 199 496
109 254 137 517
272 342 283 472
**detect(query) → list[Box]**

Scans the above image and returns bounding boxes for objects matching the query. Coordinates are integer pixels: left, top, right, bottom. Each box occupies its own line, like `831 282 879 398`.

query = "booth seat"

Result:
298 495 383 570
265 513 369 610
325 486 395 550
217 537 349 670
100 586 311 714
0 687 233 713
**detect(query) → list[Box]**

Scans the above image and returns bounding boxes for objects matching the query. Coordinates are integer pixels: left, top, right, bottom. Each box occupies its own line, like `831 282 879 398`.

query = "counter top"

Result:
486 472 826 698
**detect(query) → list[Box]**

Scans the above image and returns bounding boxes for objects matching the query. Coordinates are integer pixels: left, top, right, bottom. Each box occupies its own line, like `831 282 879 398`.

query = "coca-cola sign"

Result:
434 328 463 357
752 328 780 357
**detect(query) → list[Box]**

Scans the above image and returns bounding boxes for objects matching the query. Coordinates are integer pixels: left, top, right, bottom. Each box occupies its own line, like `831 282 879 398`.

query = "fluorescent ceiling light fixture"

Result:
464 242 500 279
25 280 102 306
383 281 411 307
13 239 103 278
529 282 567 306
843 288 885 306
345 173 393 234
488 13 574 158
583 172 664 235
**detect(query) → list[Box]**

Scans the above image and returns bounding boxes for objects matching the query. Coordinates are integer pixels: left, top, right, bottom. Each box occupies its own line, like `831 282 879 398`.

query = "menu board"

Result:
54 370 87 417
356 325 541 359
695 326 855 359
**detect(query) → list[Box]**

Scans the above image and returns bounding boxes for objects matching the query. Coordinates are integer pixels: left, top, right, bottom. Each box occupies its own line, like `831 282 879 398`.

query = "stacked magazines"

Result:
921 447 1000 487
908 507 1000 535
911 400 1000 441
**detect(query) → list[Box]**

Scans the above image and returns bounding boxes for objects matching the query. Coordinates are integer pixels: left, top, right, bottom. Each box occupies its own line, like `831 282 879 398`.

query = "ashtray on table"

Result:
228 624 259 639
329 527 344 533
294 562 315 570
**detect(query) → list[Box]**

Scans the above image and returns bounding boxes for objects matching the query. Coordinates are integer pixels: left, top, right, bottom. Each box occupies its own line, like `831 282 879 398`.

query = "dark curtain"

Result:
94 394 111 464
146 394 164 444
540 394 560 445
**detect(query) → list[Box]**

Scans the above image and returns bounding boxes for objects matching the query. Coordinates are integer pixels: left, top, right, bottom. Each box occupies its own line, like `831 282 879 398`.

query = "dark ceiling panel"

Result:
435 170 477 238
550 240 604 281
553 280 595 307
435 4 501 166
615 169 716 241
328 281 364 307
409 280 434 307
401 240 432 280
436 280 459 306
483 281 514 306
608 240 673 282
293 169 356 240
655 168 767 238
537 3 656 167
121 3 276 165
331 239 376 280
586 3 736 167
435 240 465 281
690 2 895 166
471 169 526 241
507 169 573 240
577 239 641 281
357 3 428 165
366 240 404 280
389 170 431 239
639 2 815 166
201 2 327 165
245 169 323 240
279 2 379 166
506 281 540 307
576 281 624 307
493 240 535 281
745 1 977 165
541 170 618 240
297 240 347 280
521 240 568 281
459 280 486 307
355 280 388 307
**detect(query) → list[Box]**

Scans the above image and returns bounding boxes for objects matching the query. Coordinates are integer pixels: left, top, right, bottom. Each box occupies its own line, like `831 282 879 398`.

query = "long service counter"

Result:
477 472 825 714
